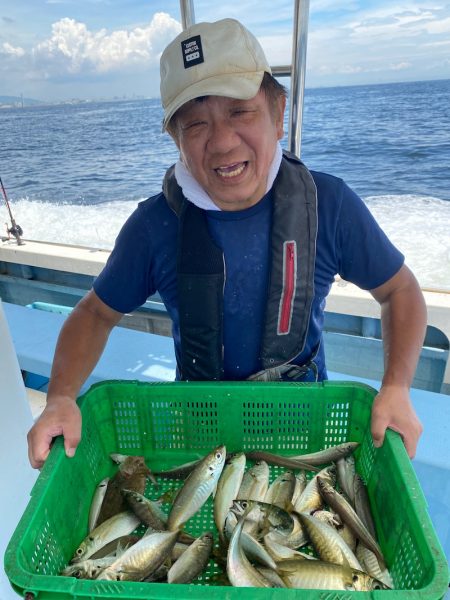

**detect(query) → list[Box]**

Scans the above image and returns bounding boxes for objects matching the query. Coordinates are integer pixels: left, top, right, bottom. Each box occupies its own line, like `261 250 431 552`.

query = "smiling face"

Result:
170 90 286 211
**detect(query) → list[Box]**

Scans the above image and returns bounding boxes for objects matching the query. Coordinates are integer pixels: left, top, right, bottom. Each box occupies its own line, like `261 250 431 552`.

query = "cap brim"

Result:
163 71 266 130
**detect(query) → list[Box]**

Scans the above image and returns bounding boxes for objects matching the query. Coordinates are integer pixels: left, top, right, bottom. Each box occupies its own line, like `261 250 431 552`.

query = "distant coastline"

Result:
0 94 150 109
2 77 449 109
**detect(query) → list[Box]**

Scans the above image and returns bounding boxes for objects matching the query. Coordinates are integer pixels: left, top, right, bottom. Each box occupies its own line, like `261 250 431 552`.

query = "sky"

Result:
1 0 450 101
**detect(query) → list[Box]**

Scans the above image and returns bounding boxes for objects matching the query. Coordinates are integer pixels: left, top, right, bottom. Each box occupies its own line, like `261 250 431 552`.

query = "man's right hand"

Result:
27 397 82 469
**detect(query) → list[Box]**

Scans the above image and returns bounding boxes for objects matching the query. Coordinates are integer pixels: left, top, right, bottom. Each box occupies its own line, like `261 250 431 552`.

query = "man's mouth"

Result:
215 162 247 179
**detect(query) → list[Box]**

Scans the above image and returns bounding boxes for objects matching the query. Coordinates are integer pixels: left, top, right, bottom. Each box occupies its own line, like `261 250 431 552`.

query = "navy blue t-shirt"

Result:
93 170 404 380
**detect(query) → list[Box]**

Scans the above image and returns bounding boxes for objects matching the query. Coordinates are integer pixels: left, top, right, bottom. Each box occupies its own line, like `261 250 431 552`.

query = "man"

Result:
27 18 426 468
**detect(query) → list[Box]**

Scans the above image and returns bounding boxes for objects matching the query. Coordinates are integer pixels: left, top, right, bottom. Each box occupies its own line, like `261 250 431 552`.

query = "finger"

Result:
28 432 51 469
370 411 389 449
62 422 81 459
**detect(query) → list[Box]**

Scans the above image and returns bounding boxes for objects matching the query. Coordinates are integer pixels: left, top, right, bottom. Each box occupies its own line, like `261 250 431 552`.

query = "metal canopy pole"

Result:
180 0 196 29
288 0 310 157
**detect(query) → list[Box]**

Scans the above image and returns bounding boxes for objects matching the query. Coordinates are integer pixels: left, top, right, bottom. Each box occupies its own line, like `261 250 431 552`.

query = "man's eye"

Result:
182 121 205 131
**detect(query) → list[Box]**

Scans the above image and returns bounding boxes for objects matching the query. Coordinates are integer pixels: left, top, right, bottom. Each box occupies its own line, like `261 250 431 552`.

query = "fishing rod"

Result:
0 176 23 245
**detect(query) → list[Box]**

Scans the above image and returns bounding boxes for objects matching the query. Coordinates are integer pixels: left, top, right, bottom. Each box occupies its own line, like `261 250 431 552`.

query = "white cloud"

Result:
31 12 181 78
1 41 25 57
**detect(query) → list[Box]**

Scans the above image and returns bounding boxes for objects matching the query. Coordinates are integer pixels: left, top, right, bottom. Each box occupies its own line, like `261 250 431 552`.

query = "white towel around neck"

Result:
174 142 283 211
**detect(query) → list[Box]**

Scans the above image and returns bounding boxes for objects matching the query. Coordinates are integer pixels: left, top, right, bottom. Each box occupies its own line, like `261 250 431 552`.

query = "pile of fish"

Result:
61 442 394 590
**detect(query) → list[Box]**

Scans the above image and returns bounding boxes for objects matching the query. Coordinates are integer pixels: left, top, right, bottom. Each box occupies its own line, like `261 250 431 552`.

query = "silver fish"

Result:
264 470 296 510
122 489 167 530
336 454 356 504
356 543 394 589
153 458 202 480
353 473 376 537
232 500 295 538
277 558 388 590
213 452 246 542
62 555 118 579
237 460 270 501
96 530 179 581
89 477 109 532
227 511 276 587
263 534 314 562
167 531 214 584
71 511 141 563
317 475 383 561
293 465 336 514
291 471 307 506
297 512 362 570
167 445 226 531
247 442 358 468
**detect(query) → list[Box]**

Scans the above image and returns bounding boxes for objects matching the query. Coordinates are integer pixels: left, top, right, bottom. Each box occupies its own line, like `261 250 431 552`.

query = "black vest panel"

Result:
163 151 318 380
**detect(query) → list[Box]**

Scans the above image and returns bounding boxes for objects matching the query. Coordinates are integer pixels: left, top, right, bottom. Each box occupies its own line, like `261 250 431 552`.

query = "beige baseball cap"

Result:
160 18 271 130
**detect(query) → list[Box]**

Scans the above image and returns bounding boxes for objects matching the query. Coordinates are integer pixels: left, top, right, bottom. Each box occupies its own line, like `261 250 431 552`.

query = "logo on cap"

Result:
181 35 204 69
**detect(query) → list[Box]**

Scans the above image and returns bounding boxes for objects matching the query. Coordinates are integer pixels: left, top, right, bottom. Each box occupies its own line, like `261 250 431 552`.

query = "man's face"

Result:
172 90 285 211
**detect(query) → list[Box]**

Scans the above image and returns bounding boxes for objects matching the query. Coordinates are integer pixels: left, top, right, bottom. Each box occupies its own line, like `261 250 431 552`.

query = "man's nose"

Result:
207 119 240 153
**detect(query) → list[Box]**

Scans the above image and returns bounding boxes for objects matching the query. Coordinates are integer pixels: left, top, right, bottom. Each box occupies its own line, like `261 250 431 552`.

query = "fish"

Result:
213 452 246 543
110 453 158 486
276 558 389 590
313 509 356 551
231 500 294 538
226 509 277 587
62 555 119 579
291 471 307 506
317 475 384 561
96 455 153 526
244 451 319 472
297 512 362 570
88 477 109 532
121 489 167 530
263 470 296 510
71 511 141 563
265 512 308 549
353 473 376 537
89 535 140 559
255 567 286 587
293 465 336 514
153 458 202 480
96 530 179 581
167 531 214 584
263 534 314 562
247 442 358 468
167 445 226 531
356 542 394 588
237 460 270 501
336 454 356 504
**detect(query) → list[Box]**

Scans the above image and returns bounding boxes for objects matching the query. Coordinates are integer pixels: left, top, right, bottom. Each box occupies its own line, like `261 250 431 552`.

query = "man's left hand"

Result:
371 384 423 459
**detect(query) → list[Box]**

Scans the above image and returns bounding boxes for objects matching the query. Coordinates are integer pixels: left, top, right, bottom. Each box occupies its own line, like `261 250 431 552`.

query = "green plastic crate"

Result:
4 380 449 599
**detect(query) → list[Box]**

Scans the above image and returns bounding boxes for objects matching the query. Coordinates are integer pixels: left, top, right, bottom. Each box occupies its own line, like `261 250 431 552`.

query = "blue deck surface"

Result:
3 301 450 582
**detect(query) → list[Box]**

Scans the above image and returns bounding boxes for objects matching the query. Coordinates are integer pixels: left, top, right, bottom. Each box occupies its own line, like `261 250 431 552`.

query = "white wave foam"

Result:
365 195 450 291
1 194 449 291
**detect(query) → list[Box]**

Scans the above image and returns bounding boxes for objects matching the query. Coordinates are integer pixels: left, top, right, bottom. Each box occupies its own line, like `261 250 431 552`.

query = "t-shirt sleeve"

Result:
93 206 155 313
336 182 404 290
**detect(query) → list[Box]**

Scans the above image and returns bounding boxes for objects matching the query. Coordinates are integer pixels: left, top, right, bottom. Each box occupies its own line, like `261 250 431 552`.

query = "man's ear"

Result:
276 95 287 140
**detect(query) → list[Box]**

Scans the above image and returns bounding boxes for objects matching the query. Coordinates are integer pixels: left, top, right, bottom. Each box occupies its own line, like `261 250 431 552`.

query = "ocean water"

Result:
0 78 449 290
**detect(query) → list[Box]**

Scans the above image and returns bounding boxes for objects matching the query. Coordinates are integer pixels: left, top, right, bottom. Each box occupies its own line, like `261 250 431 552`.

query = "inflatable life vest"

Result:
162 150 318 380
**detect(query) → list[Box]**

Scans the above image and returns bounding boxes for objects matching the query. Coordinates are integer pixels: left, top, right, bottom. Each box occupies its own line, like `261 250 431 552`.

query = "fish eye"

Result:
373 583 382 590
353 575 359 583
216 453 222 459
241 501 248 508
76 548 83 555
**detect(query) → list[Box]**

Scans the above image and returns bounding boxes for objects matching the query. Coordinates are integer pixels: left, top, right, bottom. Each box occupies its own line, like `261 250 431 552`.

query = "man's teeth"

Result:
216 163 246 178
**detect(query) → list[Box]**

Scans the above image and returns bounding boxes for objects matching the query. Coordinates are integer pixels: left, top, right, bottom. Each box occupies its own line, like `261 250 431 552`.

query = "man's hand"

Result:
371 384 423 459
27 397 81 469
